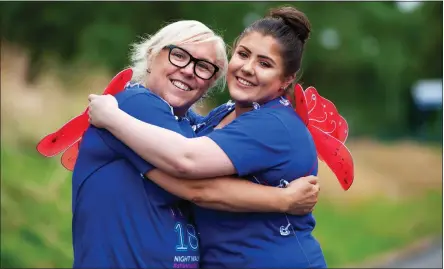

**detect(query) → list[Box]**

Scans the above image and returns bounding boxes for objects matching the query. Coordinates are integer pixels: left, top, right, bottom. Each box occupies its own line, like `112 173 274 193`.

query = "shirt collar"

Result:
126 83 190 121
225 96 291 111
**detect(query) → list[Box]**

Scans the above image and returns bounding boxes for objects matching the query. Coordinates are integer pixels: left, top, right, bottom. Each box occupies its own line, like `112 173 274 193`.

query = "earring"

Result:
146 69 151 74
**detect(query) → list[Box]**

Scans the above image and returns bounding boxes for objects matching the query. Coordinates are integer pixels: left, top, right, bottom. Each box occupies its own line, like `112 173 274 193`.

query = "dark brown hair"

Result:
233 6 311 78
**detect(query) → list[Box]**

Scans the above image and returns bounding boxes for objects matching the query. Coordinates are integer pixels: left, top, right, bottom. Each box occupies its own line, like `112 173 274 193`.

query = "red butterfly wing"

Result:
305 87 348 143
291 84 309 126
309 125 354 190
36 114 89 157
36 68 133 158
61 139 81 171
305 87 326 123
300 85 354 190
335 115 349 144
103 68 133 95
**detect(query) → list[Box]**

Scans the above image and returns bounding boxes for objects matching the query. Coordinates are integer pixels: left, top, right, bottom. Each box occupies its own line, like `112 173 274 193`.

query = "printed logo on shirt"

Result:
174 222 199 251
253 176 295 237
173 255 199 268
172 205 199 268
192 122 206 132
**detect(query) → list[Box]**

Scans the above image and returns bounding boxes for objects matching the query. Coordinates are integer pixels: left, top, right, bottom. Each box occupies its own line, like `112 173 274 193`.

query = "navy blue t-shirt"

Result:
193 97 326 268
72 86 200 268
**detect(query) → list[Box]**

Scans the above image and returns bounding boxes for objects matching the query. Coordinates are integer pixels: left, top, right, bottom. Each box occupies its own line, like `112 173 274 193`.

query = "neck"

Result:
143 82 189 117
234 102 253 118
214 102 250 129
233 94 285 117
173 107 187 117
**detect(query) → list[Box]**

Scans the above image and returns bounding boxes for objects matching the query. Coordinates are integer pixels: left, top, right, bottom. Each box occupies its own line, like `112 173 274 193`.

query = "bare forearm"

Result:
196 178 288 213
106 109 193 176
146 169 288 213
106 109 236 179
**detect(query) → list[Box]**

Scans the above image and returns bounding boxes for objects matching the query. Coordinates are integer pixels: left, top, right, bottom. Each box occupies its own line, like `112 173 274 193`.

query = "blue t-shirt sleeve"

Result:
206 111 292 177
97 92 183 175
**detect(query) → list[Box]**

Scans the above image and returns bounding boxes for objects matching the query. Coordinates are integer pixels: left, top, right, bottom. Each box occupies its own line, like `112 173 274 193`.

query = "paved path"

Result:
376 238 442 268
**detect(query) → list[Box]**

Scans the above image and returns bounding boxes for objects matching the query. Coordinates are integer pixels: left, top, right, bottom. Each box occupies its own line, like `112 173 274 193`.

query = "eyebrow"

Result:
238 45 277 65
197 55 215 64
175 45 215 64
189 51 215 64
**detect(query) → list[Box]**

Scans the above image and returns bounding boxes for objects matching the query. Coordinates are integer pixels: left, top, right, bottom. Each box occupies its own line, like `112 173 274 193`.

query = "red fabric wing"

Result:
36 68 132 158
103 68 133 95
305 87 341 138
292 84 354 191
61 139 81 171
335 115 349 144
291 84 309 126
36 113 89 157
309 126 354 190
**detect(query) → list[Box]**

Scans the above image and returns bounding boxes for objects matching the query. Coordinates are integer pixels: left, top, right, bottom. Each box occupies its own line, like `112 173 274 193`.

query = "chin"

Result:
229 90 249 103
167 99 186 109
171 98 197 112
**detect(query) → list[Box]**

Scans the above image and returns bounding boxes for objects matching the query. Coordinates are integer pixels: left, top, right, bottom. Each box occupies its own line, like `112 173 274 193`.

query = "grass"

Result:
1 144 73 268
313 191 442 267
1 144 442 268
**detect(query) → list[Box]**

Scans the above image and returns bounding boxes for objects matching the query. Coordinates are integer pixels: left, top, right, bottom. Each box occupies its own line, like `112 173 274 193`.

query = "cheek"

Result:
260 72 280 86
157 57 178 76
228 57 242 73
226 64 239 84
197 80 212 93
165 65 180 77
258 74 282 94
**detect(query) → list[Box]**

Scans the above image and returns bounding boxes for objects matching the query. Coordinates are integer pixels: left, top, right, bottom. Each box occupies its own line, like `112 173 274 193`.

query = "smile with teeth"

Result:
237 77 255 87
171 80 192 91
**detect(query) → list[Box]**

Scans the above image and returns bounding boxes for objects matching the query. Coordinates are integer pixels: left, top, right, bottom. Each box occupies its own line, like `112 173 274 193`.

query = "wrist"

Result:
278 188 292 213
106 108 123 129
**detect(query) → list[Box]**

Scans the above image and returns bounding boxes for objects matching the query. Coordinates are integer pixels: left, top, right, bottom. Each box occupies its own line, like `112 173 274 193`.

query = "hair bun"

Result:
268 6 311 43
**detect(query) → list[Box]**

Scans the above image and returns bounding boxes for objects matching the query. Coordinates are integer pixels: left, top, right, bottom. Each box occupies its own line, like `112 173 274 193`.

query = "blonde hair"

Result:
130 20 228 93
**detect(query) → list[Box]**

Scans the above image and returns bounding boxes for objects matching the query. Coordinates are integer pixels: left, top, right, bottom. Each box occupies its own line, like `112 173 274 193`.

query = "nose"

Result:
241 60 255 76
180 61 195 78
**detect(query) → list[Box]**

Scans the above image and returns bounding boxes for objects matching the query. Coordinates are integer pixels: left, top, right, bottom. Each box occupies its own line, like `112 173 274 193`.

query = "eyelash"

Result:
237 51 248 58
260 62 271 68
237 51 271 68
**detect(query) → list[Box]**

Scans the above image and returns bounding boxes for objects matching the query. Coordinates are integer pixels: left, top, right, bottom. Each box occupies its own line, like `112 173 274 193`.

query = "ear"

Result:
282 74 296 90
145 48 154 64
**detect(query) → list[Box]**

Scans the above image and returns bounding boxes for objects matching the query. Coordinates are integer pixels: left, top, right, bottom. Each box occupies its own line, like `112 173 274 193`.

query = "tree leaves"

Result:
0 2 441 138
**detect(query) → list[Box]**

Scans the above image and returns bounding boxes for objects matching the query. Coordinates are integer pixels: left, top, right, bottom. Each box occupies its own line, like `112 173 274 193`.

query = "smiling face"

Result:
227 32 294 107
145 41 218 115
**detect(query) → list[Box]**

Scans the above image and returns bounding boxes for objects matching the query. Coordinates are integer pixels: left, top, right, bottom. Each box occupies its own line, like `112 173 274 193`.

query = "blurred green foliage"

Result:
1 1 442 139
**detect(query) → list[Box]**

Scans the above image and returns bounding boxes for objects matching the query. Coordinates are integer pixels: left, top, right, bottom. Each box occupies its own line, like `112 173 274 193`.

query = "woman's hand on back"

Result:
88 94 119 128
283 176 320 215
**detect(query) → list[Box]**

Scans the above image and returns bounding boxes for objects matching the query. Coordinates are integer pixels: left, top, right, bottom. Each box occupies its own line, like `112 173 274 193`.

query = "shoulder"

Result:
235 107 307 138
205 101 235 122
193 101 234 132
115 85 173 114
204 101 234 121
263 106 306 128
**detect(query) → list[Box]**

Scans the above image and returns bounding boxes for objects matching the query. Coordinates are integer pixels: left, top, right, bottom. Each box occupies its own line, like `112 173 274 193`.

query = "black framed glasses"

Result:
164 45 219 80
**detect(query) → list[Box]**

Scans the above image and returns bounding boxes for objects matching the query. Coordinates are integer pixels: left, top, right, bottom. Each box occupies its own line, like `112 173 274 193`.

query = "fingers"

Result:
88 94 99 102
310 184 320 201
87 109 92 123
312 183 320 193
306 175 318 185
292 205 316 215
303 207 314 214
